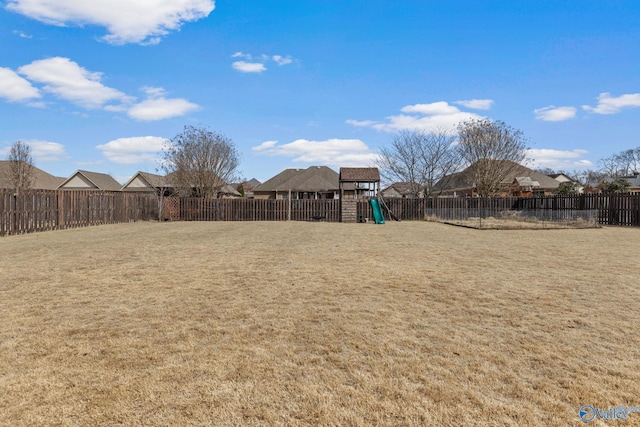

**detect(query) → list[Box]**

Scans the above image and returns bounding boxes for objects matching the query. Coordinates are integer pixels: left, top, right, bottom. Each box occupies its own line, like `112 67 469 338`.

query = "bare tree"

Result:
161 125 240 198
619 148 640 175
456 119 528 197
376 129 461 197
599 147 640 177
5 141 35 190
575 169 606 186
598 155 623 178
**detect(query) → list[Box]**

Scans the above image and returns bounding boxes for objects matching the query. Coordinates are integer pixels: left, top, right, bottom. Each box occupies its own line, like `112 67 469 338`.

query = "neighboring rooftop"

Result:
58 170 122 191
121 171 173 191
434 161 560 194
254 166 339 192
339 167 380 182
0 161 65 190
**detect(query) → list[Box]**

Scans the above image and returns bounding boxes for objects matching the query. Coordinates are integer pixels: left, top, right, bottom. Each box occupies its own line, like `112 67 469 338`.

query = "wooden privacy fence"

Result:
179 198 341 222
357 194 640 226
179 194 640 226
0 189 158 236
3 191 640 236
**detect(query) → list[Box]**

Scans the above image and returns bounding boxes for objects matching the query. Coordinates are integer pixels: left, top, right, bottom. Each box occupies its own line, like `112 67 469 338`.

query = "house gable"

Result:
126 175 152 189
59 170 122 191
63 173 97 189
121 171 172 192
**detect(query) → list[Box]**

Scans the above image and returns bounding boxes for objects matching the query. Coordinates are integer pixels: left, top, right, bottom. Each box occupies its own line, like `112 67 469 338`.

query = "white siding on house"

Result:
62 174 96 189
126 176 150 189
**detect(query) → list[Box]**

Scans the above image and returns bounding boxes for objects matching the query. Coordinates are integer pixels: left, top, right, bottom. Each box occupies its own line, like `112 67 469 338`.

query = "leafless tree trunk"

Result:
456 119 528 197
154 186 170 221
376 129 460 197
5 141 35 190
161 125 240 199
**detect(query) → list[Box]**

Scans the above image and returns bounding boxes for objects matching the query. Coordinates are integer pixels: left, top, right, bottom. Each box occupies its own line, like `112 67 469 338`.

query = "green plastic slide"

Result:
369 199 385 224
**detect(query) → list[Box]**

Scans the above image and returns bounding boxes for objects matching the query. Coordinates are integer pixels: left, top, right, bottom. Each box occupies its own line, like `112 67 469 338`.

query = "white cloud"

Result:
527 148 592 170
128 96 199 121
348 101 484 133
96 136 168 164
18 57 131 109
252 138 377 167
272 55 293 66
582 92 640 115
25 139 68 161
254 140 278 150
4 58 199 120
401 102 461 115
5 0 215 45
12 30 32 38
455 99 494 110
0 139 67 161
232 61 267 73
230 52 295 73
534 105 577 122
0 67 41 102
127 86 199 120
345 119 377 128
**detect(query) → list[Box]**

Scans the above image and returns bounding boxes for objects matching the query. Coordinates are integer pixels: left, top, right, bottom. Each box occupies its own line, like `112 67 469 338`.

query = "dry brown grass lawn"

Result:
1 221 639 426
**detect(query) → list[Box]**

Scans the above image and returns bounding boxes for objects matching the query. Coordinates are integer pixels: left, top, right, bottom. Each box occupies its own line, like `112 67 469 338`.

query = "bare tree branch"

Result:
376 129 460 197
161 126 241 198
5 141 35 190
456 119 528 197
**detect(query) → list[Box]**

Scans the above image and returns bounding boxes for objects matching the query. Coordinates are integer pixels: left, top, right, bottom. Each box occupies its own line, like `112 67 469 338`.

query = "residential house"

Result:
121 171 173 194
584 174 640 193
548 173 573 183
380 182 423 198
510 177 540 197
122 171 241 198
217 184 242 198
548 173 583 193
253 166 339 199
234 178 261 198
433 161 560 196
58 170 122 191
339 167 380 199
0 161 65 189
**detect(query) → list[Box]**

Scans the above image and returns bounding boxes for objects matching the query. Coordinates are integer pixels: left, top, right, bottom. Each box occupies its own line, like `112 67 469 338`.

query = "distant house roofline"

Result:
58 170 122 191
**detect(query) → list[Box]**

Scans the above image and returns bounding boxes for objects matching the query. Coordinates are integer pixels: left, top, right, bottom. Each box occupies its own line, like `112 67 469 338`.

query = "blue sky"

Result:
1 1 639 184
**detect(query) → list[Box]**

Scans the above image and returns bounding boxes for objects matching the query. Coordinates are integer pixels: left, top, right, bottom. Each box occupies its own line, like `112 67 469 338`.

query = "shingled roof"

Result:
434 161 560 193
0 161 65 190
58 170 122 191
381 182 422 197
254 166 339 192
339 167 380 182
121 171 172 191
